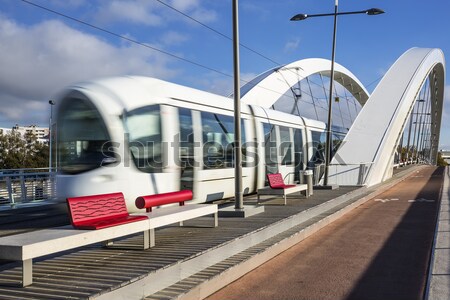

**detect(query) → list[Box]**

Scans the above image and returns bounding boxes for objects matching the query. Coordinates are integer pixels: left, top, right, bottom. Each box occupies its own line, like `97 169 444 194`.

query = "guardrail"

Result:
326 162 374 186
0 168 56 206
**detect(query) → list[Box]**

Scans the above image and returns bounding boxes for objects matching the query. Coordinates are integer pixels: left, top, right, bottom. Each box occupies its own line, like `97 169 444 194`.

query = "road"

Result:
207 166 442 300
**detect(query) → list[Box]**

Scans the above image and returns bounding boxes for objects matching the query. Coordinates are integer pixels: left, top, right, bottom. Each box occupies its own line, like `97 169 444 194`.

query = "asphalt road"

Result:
207 166 443 300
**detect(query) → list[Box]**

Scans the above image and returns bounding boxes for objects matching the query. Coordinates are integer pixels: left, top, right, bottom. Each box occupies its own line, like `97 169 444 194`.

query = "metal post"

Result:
405 106 414 163
232 0 243 209
48 100 55 171
323 0 338 186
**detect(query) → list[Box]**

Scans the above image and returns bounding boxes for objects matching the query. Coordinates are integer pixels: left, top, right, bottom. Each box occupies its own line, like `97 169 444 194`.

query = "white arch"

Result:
240 58 370 108
329 48 445 186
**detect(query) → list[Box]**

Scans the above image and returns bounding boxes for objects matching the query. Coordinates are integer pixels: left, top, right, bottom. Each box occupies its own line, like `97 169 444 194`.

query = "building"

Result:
0 125 49 144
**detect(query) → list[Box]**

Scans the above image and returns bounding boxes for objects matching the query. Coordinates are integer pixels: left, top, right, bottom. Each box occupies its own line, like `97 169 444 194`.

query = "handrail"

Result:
0 168 56 207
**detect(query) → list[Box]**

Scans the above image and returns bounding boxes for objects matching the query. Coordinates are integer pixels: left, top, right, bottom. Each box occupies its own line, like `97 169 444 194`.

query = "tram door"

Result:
178 108 195 191
261 123 299 185
278 126 295 184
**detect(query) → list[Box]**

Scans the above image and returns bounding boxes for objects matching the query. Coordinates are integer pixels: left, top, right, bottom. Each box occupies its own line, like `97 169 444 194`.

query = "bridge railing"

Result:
0 168 56 207
326 162 374 186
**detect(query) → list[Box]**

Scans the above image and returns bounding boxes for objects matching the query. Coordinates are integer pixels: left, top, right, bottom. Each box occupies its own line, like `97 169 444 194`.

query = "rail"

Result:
0 168 56 207
325 162 374 186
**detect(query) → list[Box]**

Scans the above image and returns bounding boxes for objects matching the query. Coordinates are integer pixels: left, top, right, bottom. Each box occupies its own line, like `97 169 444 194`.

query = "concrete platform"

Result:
426 166 450 300
0 165 427 299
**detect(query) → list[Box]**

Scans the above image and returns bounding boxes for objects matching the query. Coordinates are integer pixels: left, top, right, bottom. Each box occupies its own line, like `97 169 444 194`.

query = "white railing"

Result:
0 168 56 206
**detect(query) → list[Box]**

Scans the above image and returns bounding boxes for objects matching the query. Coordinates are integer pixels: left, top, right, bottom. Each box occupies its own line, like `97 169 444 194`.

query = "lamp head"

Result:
366 8 385 15
290 13 308 21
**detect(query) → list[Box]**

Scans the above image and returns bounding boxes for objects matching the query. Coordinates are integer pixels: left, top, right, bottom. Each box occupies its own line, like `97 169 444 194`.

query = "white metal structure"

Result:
240 58 370 108
55 76 327 211
329 48 445 186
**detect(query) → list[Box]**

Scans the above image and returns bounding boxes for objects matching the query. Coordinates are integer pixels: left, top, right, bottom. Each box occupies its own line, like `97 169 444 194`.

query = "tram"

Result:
55 76 334 212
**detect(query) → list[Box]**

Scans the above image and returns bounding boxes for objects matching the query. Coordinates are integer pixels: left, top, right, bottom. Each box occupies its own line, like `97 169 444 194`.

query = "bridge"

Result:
240 47 445 187
2 48 445 207
0 47 447 299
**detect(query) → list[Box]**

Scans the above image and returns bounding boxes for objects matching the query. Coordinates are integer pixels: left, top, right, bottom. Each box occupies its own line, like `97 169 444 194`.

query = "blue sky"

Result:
0 0 449 148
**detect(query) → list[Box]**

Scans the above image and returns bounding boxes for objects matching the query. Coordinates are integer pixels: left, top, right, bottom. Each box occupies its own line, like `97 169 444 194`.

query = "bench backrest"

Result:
267 173 285 188
135 190 193 212
67 192 129 227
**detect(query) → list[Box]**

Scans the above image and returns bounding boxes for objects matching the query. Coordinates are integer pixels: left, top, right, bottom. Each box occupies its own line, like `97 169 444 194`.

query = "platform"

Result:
0 165 436 299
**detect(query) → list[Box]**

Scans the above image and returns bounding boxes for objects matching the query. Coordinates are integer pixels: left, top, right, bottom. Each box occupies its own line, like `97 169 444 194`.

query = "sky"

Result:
0 0 449 148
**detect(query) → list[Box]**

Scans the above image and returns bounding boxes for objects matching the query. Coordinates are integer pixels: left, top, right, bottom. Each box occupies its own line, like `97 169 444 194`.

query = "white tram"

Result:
55 76 334 212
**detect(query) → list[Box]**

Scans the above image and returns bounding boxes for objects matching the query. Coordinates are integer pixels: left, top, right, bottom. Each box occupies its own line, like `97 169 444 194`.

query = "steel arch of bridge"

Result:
329 47 445 186
240 58 370 108
241 48 445 187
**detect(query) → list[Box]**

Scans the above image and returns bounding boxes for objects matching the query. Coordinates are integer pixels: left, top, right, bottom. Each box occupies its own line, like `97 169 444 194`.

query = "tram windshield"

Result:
58 98 115 174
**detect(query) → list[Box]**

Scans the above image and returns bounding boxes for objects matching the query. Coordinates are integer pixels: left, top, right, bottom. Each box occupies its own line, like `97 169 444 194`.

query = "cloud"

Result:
187 72 258 97
94 0 217 27
170 0 217 23
96 0 162 26
160 31 189 46
0 16 179 127
284 38 300 53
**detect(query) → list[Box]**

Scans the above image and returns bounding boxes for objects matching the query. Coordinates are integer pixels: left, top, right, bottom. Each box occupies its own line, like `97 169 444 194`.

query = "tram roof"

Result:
58 75 325 129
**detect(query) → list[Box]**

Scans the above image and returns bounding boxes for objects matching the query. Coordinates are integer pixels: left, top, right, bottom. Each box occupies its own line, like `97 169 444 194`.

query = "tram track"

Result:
0 203 69 237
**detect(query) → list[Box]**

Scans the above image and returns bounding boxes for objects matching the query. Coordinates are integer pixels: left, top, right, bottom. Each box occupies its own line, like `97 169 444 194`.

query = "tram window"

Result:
178 108 194 169
263 123 278 174
332 132 345 157
124 105 162 173
58 97 116 175
201 112 246 169
280 126 293 165
310 130 325 166
294 128 304 181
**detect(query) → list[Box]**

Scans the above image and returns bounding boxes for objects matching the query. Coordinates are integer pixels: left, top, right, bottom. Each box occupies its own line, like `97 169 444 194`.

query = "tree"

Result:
437 152 448 167
0 131 49 169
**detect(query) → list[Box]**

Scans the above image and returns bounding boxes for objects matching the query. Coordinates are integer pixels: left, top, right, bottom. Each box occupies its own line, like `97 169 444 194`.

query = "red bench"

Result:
133 190 218 247
0 192 151 287
257 173 308 205
135 190 193 212
267 173 296 189
67 192 148 230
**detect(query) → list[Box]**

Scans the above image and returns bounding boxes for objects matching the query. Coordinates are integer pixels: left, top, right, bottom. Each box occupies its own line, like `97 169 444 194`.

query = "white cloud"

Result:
94 0 217 27
0 16 179 127
96 0 162 26
284 38 300 53
170 0 217 23
160 31 189 46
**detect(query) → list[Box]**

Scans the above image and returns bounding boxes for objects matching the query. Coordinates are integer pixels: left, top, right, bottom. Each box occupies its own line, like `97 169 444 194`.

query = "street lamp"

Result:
290 2 384 186
48 100 55 171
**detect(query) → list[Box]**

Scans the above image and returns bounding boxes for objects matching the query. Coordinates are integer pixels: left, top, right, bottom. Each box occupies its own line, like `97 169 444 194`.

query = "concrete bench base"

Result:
257 184 308 205
0 204 217 287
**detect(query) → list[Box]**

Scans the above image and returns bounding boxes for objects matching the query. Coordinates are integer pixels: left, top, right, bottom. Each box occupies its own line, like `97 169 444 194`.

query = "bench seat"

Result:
67 192 148 230
0 219 150 286
257 184 308 205
0 190 218 287
257 173 308 205
134 190 217 247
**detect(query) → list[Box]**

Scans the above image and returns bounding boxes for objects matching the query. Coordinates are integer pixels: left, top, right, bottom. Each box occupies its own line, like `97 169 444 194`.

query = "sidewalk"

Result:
427 166 450 300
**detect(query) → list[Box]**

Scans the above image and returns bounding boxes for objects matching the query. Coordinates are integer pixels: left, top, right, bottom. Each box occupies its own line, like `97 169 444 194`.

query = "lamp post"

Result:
232 0 243 210
291 2 384 186
48 100 55 172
